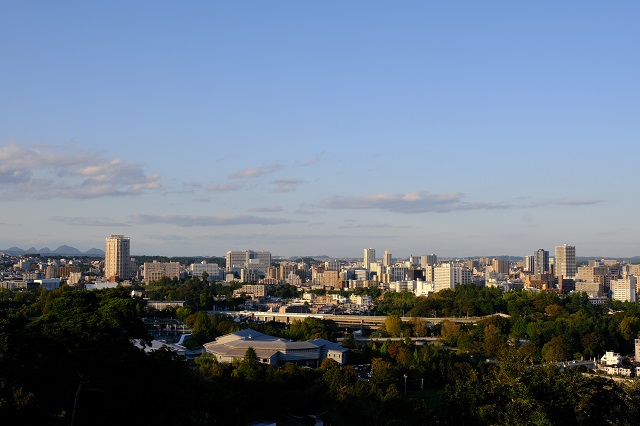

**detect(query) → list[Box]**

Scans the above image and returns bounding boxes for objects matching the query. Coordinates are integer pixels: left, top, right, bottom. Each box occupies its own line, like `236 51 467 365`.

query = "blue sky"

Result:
1 1 638 258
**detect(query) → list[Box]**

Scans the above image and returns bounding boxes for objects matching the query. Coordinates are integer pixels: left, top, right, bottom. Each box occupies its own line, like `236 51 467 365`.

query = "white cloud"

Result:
272 178 304 193
318 191 603 214
338 223 413 230
51 216 130 227
525 198 603 207
207 182 244 192
318 191 492 213
229 162 282 179
248 205 284 213
0 141 161 200
130 213 303 227
302 153 323 166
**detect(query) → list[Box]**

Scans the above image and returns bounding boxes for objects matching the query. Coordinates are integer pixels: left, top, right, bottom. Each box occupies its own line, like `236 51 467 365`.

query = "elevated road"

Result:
211 310 505 328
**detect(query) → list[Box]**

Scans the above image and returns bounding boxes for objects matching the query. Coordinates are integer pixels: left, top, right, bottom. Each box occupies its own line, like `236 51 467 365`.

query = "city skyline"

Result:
1 2 639 258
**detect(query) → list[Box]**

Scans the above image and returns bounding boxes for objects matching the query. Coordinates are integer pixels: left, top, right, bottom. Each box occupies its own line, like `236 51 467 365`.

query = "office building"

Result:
143 261 180 283
421 254 438 267
434 263 463 292
226 250 271 271
363 248 376 270
104 235 131 280
555 244 577 279
533 249 549 275
523 255 535 273
611 277 637 302
189 261 221 281
383 249 392 267
492 259 510 275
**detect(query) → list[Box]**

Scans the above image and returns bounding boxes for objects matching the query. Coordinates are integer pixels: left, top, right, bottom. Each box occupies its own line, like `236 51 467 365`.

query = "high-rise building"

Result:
533 249 549 275
555 244 577 278
492 259 510 275
363 248 375 270
383 249 392 267
523 255 535 273
433 263 462 292
104 235 131 280
421 254 438 267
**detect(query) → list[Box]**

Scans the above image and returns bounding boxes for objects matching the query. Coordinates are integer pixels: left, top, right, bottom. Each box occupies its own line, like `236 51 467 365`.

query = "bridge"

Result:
211 310 504 329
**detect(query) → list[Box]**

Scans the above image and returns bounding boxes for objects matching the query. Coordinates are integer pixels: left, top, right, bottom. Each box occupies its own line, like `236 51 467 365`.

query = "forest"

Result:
2 283 640 425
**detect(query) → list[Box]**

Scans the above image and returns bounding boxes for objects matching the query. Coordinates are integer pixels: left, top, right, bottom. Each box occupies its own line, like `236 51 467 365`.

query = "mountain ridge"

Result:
0 245 105 256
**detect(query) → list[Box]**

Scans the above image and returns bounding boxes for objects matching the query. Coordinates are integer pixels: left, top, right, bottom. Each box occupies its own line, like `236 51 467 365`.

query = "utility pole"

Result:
404 374 408 395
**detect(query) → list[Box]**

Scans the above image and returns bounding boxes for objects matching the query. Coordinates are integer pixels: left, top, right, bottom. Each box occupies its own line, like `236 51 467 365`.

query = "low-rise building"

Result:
203 329 347 366
143 261 180 283
600 351 622 366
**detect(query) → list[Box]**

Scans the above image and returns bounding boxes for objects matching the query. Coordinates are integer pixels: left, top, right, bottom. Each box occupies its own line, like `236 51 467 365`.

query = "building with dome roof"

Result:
203 329 347 367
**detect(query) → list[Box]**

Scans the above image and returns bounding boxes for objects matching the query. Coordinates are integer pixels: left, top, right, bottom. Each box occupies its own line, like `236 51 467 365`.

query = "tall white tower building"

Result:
104 235 131 280
555 244 577 278
363 248 376 270
434 263 462 292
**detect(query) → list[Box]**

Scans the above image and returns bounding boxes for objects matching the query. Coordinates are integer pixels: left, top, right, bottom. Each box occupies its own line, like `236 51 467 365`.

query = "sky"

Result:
1 1 639 258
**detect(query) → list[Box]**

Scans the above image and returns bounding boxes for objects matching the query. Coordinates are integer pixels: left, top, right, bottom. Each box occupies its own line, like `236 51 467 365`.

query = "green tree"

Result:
384 315 403 337
542 336 568 362
619 315 640 341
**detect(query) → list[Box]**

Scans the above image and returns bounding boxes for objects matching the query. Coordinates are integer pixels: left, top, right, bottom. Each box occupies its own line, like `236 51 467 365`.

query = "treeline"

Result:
143 277 245 312
3 284 640 425
375 285 640 360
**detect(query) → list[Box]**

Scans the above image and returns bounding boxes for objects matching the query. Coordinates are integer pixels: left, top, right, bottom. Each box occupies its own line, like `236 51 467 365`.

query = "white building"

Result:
68 271 83 286
143 261 180 283
34 278 61 291
363 248 376 270
434 263 462 292
189 261 221 281
383 249 392 267
414 280 435 297
600 351 622 366
611 276 637 302
555 244 577 278
104 235 131 280
85 281 119 291
350 295 373 306
226 250 271 271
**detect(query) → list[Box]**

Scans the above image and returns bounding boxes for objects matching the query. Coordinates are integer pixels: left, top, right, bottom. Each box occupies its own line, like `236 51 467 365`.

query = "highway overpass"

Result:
211 310 505 329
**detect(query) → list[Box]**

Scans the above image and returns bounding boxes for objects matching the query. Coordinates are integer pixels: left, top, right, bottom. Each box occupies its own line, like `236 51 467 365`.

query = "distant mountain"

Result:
0 245 105 256
5 246 25 255
85 248 105 256
53 245 83 255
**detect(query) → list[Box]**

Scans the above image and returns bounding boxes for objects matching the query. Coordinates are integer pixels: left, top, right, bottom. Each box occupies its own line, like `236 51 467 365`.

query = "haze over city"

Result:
1 2 638 258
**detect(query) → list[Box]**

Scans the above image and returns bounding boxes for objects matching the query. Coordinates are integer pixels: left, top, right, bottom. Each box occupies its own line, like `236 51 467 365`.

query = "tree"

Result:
619 315 640 341
542 336 568 362
384 315 403 337
483 324 506 358
234 347 263 382
188 311 214 345
440 320 461 347
410 317 428 337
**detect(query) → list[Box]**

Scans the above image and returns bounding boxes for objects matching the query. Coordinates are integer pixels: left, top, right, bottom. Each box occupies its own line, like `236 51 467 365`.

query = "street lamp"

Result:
404 374 408 395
